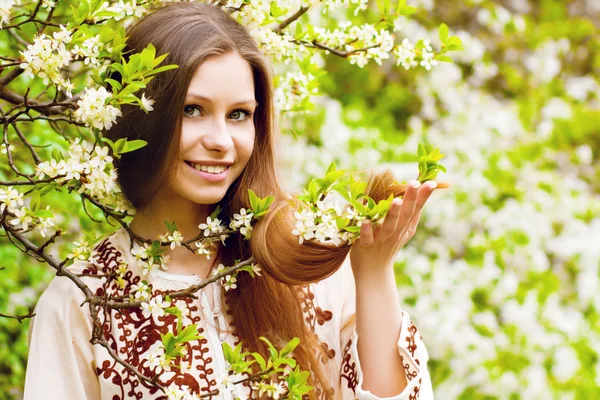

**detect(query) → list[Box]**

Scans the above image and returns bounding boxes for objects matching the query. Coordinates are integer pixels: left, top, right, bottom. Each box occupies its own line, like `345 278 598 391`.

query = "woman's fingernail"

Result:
410 180 421 188
428 181 437 189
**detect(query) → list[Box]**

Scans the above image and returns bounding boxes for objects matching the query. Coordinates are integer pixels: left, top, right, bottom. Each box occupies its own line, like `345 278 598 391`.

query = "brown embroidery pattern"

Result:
298 285 335 361
86 237 218 399
339 338 358 393
400 354 418 381
409 378 422 400
405 321 419 359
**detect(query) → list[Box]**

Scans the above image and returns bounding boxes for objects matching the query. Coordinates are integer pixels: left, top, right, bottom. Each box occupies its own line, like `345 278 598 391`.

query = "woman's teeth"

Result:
188 162 227 174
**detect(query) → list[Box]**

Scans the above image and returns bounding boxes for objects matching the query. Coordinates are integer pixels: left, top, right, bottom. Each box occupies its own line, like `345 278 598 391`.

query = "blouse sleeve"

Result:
338 257 434 400
24 262 101 400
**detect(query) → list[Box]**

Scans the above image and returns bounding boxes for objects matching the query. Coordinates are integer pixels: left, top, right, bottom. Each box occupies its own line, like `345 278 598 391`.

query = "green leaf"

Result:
145 64 179 76
252 352 267 370
164 221 178 234
30 192 41 212
248 189 259 211
439 23 449 44
279 337 300 358
336 217 350 230
34 209 54 219
121 139 147 154
105 78 122 91
436 55 453 63
400 5 416 15
326 161 337 175
177 324 203 343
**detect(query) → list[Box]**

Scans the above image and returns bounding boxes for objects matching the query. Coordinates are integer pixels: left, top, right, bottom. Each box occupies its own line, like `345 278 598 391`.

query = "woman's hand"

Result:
349 179 439 279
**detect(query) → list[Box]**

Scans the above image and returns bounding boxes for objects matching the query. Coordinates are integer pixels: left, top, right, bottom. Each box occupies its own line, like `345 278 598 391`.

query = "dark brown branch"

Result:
274 6 310 33
0 176 64 186
12 122 42 164
0 67 24 86
2 222 95 298
0 308 36 323
90 256 256 309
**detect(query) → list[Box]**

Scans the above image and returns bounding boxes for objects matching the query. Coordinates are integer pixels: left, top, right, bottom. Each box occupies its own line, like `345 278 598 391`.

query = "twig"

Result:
11 122 42 164
274 6 310 33
0 67 24 86
0 308 36 323
89 256 255 309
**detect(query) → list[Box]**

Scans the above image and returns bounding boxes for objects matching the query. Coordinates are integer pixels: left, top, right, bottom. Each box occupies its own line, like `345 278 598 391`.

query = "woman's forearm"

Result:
355 265 408 396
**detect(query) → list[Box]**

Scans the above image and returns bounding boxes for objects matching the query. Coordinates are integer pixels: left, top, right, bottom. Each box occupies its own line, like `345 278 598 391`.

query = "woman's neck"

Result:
128 199 220 278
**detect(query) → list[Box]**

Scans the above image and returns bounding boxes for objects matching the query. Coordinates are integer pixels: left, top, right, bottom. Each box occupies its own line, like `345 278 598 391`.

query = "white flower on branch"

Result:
159 254 170 271
252 380 288 399
0 186 24 214
222 274 237 292
141 294 170 324
139 259 159 277
37 207 56 238
0 0 18 28
73 87 122 131
129 281 152 302
131 243 150 261
194 240 213 260
420 42 438 71
67 240 91 261
41 0 55 9
198 216 225 237
72 35 102 66
147 341 168 373
140 93 155 112
292 211 316 245
19 32 73 89
165 382 192 400
167 230 183 250
217 371 244 396
9 207 33 231
394 38 418 70
101 0 148 22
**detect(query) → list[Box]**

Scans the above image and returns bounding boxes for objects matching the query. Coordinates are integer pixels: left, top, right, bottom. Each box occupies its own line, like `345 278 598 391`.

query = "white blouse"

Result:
24 227 433 399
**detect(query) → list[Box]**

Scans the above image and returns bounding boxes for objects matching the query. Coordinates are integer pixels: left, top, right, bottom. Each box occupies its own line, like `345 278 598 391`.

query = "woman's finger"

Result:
380 198 403 238
401 181 437 237
357 219 375 247
398 180 420 227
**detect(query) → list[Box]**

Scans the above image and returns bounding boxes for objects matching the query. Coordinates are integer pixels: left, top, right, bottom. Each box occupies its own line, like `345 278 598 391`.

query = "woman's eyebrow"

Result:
186 92 257 107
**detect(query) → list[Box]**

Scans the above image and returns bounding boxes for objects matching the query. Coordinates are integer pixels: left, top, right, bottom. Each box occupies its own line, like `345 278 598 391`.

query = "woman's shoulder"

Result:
36 228 129 309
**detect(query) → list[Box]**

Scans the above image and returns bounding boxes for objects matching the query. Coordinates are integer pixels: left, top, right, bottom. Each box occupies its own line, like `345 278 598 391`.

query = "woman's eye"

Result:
229 109 252 121
183 105 203 117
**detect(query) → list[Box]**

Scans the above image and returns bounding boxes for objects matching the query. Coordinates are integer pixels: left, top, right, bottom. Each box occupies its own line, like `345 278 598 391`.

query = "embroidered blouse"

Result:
24 227 433 399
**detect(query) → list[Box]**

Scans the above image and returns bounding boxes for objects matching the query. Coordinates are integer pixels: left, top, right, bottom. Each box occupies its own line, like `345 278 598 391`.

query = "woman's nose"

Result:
200 118 233 153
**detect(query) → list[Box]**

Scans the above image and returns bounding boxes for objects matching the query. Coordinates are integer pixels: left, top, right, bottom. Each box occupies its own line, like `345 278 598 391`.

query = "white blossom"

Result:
141 295 170 323
141 93 155 112
73 87 122 131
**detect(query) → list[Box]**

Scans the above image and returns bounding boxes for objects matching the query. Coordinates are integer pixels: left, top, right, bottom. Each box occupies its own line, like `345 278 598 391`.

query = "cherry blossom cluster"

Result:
0 0 18 27
274 71 318 112
0 187 57 238
73 87 122 130
212 261 262 292
130 241 170 276
292 197 364 247
35 138 129 211
19 26 75 95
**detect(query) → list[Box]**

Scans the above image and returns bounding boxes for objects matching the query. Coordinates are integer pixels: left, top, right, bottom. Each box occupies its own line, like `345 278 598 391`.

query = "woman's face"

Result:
169 51 257 207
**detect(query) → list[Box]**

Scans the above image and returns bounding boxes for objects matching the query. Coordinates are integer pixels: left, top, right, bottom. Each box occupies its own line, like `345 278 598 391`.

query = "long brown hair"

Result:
105 2 401 398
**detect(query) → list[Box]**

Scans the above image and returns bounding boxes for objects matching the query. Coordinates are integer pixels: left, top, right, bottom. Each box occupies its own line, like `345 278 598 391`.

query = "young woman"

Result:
24 2 437 399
